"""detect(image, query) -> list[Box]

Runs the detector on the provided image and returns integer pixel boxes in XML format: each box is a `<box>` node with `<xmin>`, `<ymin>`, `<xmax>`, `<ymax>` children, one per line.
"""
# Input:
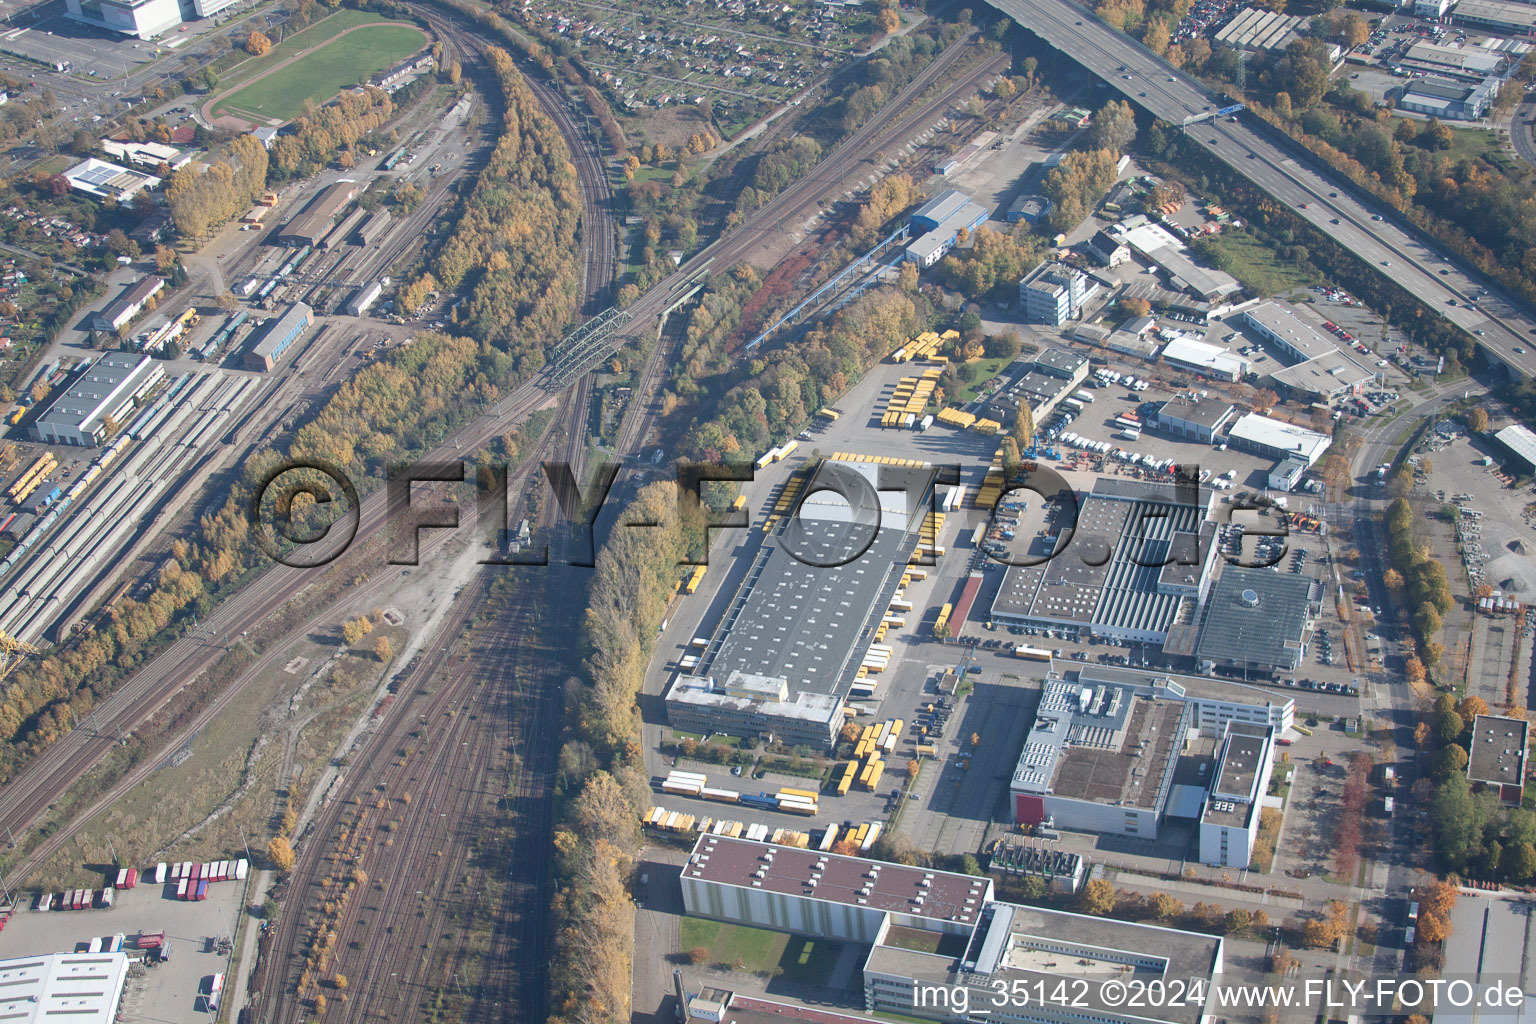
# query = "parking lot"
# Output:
<box><xmin>0</xmin><ymin>878</ymin><xmax>244</xmax><ymax>1019</ymax></box>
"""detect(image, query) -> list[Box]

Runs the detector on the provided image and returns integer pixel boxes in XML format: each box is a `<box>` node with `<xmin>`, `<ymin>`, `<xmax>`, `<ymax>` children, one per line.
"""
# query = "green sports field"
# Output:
<box><xmin>214</xmin><ymin>24</ymin><xmax>428</xmax><ymax>122</ymax></box>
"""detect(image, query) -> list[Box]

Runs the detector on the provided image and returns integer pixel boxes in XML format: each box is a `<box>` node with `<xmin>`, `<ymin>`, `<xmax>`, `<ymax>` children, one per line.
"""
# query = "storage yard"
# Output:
<box><xmin>0</xmin><ymin>864</ymin><xmax>245</xmax><ymax>1022</ymax></box>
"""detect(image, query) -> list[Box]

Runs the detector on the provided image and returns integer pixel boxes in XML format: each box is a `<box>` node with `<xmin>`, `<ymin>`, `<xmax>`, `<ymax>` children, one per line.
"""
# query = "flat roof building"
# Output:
<box><xmin>1452</xmin><ymin>0</ymin><xmax>1536</xmax><ymax>37</ymax></box>
<box><xmin>1032</xmin><ymin>348</ymin><xmax>1089</xmax><ymax>382</ymax></box>
<box><xmin>1005</xmin><ymin>193</ymin><xmax>1051</xmax><ymax>225</ymax></box>
<box><xmin>64</xmin><ymin>0</ymin><xmax>181</xmax><ymax>37</ymax></box>
<box><xmin>1402</xmin><ymin>40</ymin><xmax>1506</xmax><ymax>77</ymax></box>
<box><xmin>681</xmin><ymin>834</ymin><xmax>992</xmax><ymax>942</ymax></box>
<box><xmin>100</xmin><ymin>139</ymin><xmax>189</xmax><ymax>170</ymax></box>
<box><xmin>244</xmin><ymin>302</ymin><xmax>313</xmax><ymax>372</ymax></box>
<box><xmin>1009</xmin><ymin>678</ymin><xmax>1189</xmax><ymax>836</ymax></box>
<box><xmin>91</xmin><ymin>275</ymin><xmax>165</xmax><ymax>333</ymax></box>
<box><xmin>1469</xmin><ymin>713</ymin><xmax>1529</xmax><ymax>804</ymax></box>
<box><xmin>1399</xmin><ymin>74</ymin><xmax>1503</xmax><ymax>119</ymax></box>
<box><xmin>1226</xmin><ymin>412</ymin><xmax>1332</xmax><ymax>466</ymax></box>
<box><xmin>667</xmin><ymin>458</ymin><xmax>937</xmax><ymax>749</ymax></box>
<box><xmin>31</xmin><ymin>352</ymin><xmax>163</xmax><ymax>447</ymax></box>
<box><xmin>1213</xmin><ymin>6</ymin><xmax>1306</xmax><ymax>51</ymax></box>
<box><xmin>1194</xmin><ymin>566</ymin><xmax>1316</xmax><ymax>675</ymax></box>
<box><xmin>0</xmin><ymin>952</ymin><xmax>132</xmax><ymax>1023</ymax></box>
<box><xmin>1241</xmin><ymin>302</ymin><xmax>1377</xmax><ymax>402</ymax></box>
<box><xmin>277</xmin><ymin>180</ymin><xmax>359</xmax><ymax>247</ymax></box>
<box><xmin>1149</xmin><ymin>395</ymin><xmax>1237</xmax><ymax>443</ymax></box>
<box><xmin>1020</xmin><ymin>263</ymin><xmax>1100</xmax><ymax>326</ymax></box>
<box><xmin>63</xmin><ymin>158</ymin><xmax>161</xmax><ymax>203</ymax></box>
<box><xmin>990</xmin><ymin>478</ymin><xmax>1219</xmax><ymax>643</ymax></box>
<box><xmin>1159</xmin><ymin>334</ymin><xmax>1249</xmax><ymax>383</ymax></box>
<box><xmin>1198</xmin><ymin>722</ymin><xmax>1275</xmax><ymax>868</ymax></box>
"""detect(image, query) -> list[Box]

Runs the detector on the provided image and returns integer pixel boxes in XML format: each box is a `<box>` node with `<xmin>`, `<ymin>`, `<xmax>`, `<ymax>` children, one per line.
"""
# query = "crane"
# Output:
<box><xmin>0</xmin><ymin>630</ymin><xmax>38</xmax><ymax>681</ymax></box>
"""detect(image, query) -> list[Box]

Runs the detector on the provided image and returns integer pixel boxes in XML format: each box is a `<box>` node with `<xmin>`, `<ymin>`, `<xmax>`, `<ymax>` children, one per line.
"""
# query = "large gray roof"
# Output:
<box><xmin>1194</xmin><ymin>566</ymin><xmax>1314</xmax><ymax>669</ymax></box>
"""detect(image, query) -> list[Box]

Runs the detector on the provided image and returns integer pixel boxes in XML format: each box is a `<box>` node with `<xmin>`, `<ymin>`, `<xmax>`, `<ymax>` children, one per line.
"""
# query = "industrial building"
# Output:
<box><xmin>346</xmin><ymin>281</ymin><xmax>384</xmax><ymax>317</ymax></box>
<box><xmin>1399</xmin><ymin>74</ymin><xmax>1503</xmax><ymax>119</ymax></box>
<box><xmin>1468</xmin><ymin>714</ymin><xmax>1528</xmax><ymax>804</ymax></box>
<box><xmin>1085</xmin><ymin>228</ymin><xmax>1131</xmax><ymax>267</ymax></box>
<box><xmin>65</xmin><ymin>0</ymin><xmax>181</xmax><ymax>36</ymax></box>
<box><xmin>62</xmin><ymin>159</ymin><xmax>161</xmax><ymax>203</ymax></box>
<box><xmin>1158</xmin><ymin>334</ymin><xmax>1249</xmax><ymax>382</ymax></box>
<box><xmin>1226</xmin><ymin>412</ymin><xmax>1332</xmax><ymax>466</ymax></box>
<box><xmin>369</xmin><ymin>53</ymin><xmax>435</xmax><ymax>91</ymax></box>
<box><xmin>277</xmin><ymin>180</ymin><xmax>360</xmax><ymax>247</ymax></box>
<box><xmin>666</xmin><ymin>458</ymin><xmax>938</xmax><ymax>749</ymax></box>
<box><xmin>1213</xmin><ymin>7</ymin><xmax>1307</xmax><ymax>52</ymax></box>
<box><xmin>1005</xmin><ymin>193</ymin><xmax>1051</xmax><ymax>225</ymax></box>
<box><xmin>1009</xmin><ymin>668</ymin><xmax>1290</xmax><ymax>846</ymax></box>
<box><xmin>1452</xmin><ymin>0</ymin><xmax>1536</xmax><ymax>37</ymax></box>
<box><xmin>1110</xmin><ymin>218</ymin><xmax>1242</xmax><ymax>302</ymax></box>
<box><xmin>981</xmin><ymin>368</ymin><xmax>1081</xmax><ymax>426</ymax></box>
<box><xmin>1197</xmin><ymin>722</ymin><xmax>1276</xmax><ymax>868</ymax></box>
<box><xmin>1031</xmin><ymin>348</ymin><xmax>1089</xmax><ymax>383</ymax></box>
<box><xmin>1241</xmin><ymin>302</ymin><xmax>1375</xmax><ymax>403</ymax></box>
<box><xmin>244</xmin><ymin>302</ymin><xmax>313</xmax><ymax>372</ymax></box>
<box><xmin>357</xmin><ymin>209</ymin><xmax>393</xmax><ymax>246</ymax></box>
<box><xmin>1148</xmin><ymin>395</ymin><xmax>1236</xmax><ymax>444</ymax></box>
<box><xmin>904</xmin><ymin>189</ymin><xmax>989</xmax><ymax>267</ymax></box>
<box><xmin>31</xmin><ymin>352</ymin><xmax>164</xmax><ymax>446</ymax></box>
<box><xmin>192</xmin><ymin>0</ymin><xmax>241</xmax><ymax>16</ymax></box>
<box><xmin>1020</xmin><ymin>263</ymin><xmax>1100</xmax><ymax>325</ymax></box>
<box><xmin>679</xmin><ymin>835</ymin><xmax>1227</xmax><ymax>1024</ymax></box>
<box><xmin>100</xmin><ymin>139</ymin><xmax>189</xmax><ymax>170</ymax></box>
<box><xmin>1194</xmin><ymin>566</ymin><xmax>1317</xmax><ymax>675</ymax></box>
<box><xmin>1493</xmin><ymin>423</ymin><xmax>1536</xmax><ymax>473</ymax></box>
<box><xmin>1401</xmin><ymin>40</ymin><xmax>1506</xmax><ymax>78</ymax></box>
<box><xmin>1416</xmin><ymin>0</ymin><xmax>1454</xmax><ymax>15</ymax></box>
<box><xmin>989</xmin><ymin>478</ymin><xmax>1220</xmax><ymax>643</ymax></box>
<box><xmin>92</xmin><ymin>276</ymin><xmax>165</xmax><ymax>333</ymax></box>
<box><xmin>0</xmin><ymin>952</ymin><xmax>132</xmax><ymax>1022</ymax></box>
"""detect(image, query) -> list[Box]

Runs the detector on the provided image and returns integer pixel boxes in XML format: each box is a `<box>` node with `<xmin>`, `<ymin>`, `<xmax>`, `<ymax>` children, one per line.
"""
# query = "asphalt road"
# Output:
<box><xmin>988</xmin><ymin>0</ymin><xmax>1536</xmax><ymax>378</ymax></box>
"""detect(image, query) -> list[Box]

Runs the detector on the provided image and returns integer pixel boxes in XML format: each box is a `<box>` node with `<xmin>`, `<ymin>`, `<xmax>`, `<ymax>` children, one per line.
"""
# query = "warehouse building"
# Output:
<box><xmin>1194</xmin><ymin>566</ymin><xmax>1317</xmax><ymax>675</ymax></box>
<box><xmin>63</xmin><ymin>158</ymin><xmax>161</xmax><ymax>203</ymax></box>
<box><xmin>1399</xmin><ymin>74</ymin><xmax>1503</xmax><ymax>119</ymax></box>
<box><xmin>1031</xmin><ymin>348</ymin><xmax>1090</xmax><ymax>384</ymax></box>
<box><xmin>1401</xmin><ymin>40</ymin><xmax>1506</xmax><ymax>78</ymax></box>
<box><xmin>277</xmin><ymin>180</ymin><xmax>359</xmax><ymax>246</ymax></box>
<box><xmin>981</xmin><ymin>367</ymin><xmax>1080</xmax><ymax>426</ymax></box>
<box><xmin>244</xmin><ymin>302</ymin><xmax>313</xmax><ymax>372</ymax></box>
<box><xmin>1493</xmin><ymin>423</ymin><xmax>1536</xmax><ymax>473</ymax></box>
<box><xmin>679</xmin><ymin>836</ymin><xmax>1227</xmax><ymax>1024</ymax></box>
<box><xmin>1111</xmin><ymin>218</ymin><xmax>1242</xmax><ymax>302</ymax></box>
<box><xmin>1240</xmin><ymin>302</ymin><xmax>1375</xmax><ymax>402</ymax></box>
<box><xmin>989</xmin><ymin>478</ymin><xmax>1220</xmax><ymax>643</ymax></box>
<box><xmin>1226</xmin><ymin>412</ymin><xmax>1332</xmax><ymax>466</ymax></box>
<box><xmin>65</xmin><ymin>0</ymin><xmax>181</xmax><ymax>37</ymax></box>
<box><xmin>1469</xmin><ymin>713</ymin><xmax>1528</xmax><ymax>804</ymax></box>
<box><xmin>31</xmin><ymin>352</ymin><xmax>162</xmax><ymax>447</ymax></box>
<box><xmin>346</xmin><ymin>281</ymin><xmax>384</xmax><ymax>317</ymax></box>
<box><xmin>1005</xmin><ymin>193</ymin><xmax>1051</xmax><ymax>225</ymax></box>
<box><xmin>1198</xmin><ymin>722</ymin><xmax>1276</xmax><ymax>868</ymax></box>
<box><xmin>666</xmin><ymin>458</ymin><xmax>938</xmax><ymax>749</ymax></box>
<box><xmin>0</xmin><ymin>951</ymin><xmax>132</xmax><ymax>1022</ymax></box>
<box><xmin>92</xmin><ymin>275</ymin><xmax>165</xmax><ymax>333</ymax></box>
<box><xmin>1148</xmin><ymin>394</ymin><xmax>1236</xmax><ymax>443</ymax></box>
<box><xmin>357</xmin><ymin>209</ymin><xmax>393</xmax><ymax>246</ymax></box>
<box><xmin>904</xmin><ymin>189</ymin><xmax>989</xmax><ymax>267</ymax></box>
<box><xmin>1452</xmin><ymin>0</ymin><xmax>1536</xmax><ymax>37</ymax></box>
<box><xmin>1020</xmin><ymin>263</ymin><xmax>1100</xmax><ymax>325</ymax></box>
<box><xmin>100</xmin><ymin>139</ymin><xmax>189</xmax><ymax>170</ymax></box>
<box><xmin>681</xmin><ymin>834</ymin><xmax>992</xmax><ymax>942</ymax></box>
<box><xmin>1158</xmin><ymin>335</ymin><xmax>1249</xmax><ymax>383</ymax></box>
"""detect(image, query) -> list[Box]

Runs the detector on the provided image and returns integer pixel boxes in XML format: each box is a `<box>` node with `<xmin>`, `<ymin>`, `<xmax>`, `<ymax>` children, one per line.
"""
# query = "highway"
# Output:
<box><xmin>988</xmin><ymin>0</ymin><xmax>1536</xmax><ymax>377</ymax></box>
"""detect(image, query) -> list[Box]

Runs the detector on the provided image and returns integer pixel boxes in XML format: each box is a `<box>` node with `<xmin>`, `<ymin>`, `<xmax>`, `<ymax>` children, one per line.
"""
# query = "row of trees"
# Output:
<box><xmin>270</xmin><ymin>87</ymin><xmax>396</xmax><ymax>179</ymax></box>
<box><xmin>549</xmin><ymin>482</ymin><xmax>689</xmax><ymax>1024</ymax></box>
<box><xmin>401</xmin><ymin>46</ymin><xmax>581</xmax><ymax>369</ymax></box>
<box><xmin>1383</xmin><ymin>496</ymin><xmax>1454</xmax><ymax>668</ymax></box>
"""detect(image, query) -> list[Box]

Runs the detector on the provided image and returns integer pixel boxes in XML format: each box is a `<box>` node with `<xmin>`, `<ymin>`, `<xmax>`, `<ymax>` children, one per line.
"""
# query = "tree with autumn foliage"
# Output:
<box><xmin>245</xmin><ymin>30</ymin><xmax>272</xmax><ymax>55</ymax></box>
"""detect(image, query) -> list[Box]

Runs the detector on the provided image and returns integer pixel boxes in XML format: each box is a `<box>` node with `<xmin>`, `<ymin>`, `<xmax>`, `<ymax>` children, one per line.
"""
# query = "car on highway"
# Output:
<box><xmin>1372</xmin><ymin>214</ymin><xmax>1383</xmax><ymax>221</ymax></box>
<box><xmin>1331</xmin><ymin>218</ymin><xmax>1340</xmax><ymax>224</ymax></box>
<box><xmin>1517</xmin><ymin>346</ymin><xmax>1527</xmax><ymax>354</ymax></box>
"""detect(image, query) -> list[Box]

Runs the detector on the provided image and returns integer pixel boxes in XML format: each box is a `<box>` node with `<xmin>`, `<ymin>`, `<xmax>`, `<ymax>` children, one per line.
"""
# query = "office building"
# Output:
<box><xmin>0</xmin><ymin>952</ymin><xmax>132</xmax><ymax>1022</ymax></box>
<box><xmin>1226</xmin><ymin>412</ymin><xmax>1332</xmax><ymax>466</ymax></box>
<box><xmin>1399</xmin><ymin>75</ymin><xmax>1503</xmax><ymax>119</ymax></box>
<box><xmin>1194</xmin><ymin>566</ymin><xmax>1317</xmax><ymax>675</ymax></box>
<box><xmin>1085</xmin><ymin>228</ymin><xmax>1131</xmax><ymax>267</ymax></box>
<box><xmin>1452</xmin><ymin>0</ymin><xmax>1536</xmax><ymax>37</ymax></box>
<box><xmin>1020</xmin><ymin>263</ymin><xmax>1099</xmax><ymax>325</ymax></box>
<box><xmin>1197</xmin><ymin>722</ymin><xmax>1276</xmax><ymax>868</ymax></box>
<box><xmin>1158</xmin><ymin>335</ymin><xmax>1249</xmax><ymax>383</ymax></box>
